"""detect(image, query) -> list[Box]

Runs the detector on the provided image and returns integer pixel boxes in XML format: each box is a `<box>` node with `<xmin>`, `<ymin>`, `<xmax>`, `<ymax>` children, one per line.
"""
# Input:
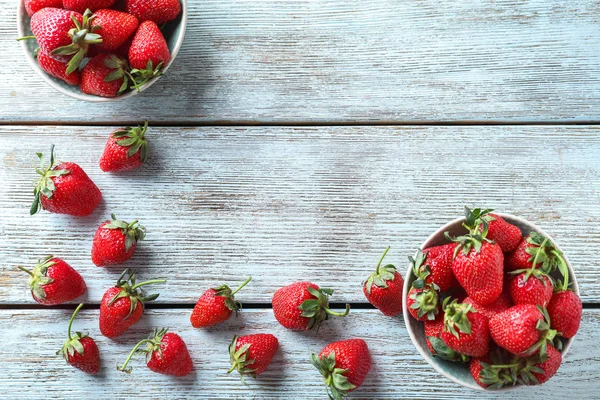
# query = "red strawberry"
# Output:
<box><xmin>547</xmin><ymin>289</ymin><xmax>582</xmax><ymax>338</ymax></box>
<box><xmin>406</xmin><ymin>286</ymin><xmax>440</xmax><ymax>322</ymax></box>
<box><xmin>440</xmin><ymin>299</ymin><xmax>490</xmax><ymax>357</ymax></box>
<box><xmin>506</xmin><ymin>233</ymin><xmax>569</xmax><ymax>279</ymax></box>
<box><xmin>31</xmin><ymin>145</ymin><xmax>102</xmax><ymax>216</ymax></box>
<box><xmin>469</xmin><ymin>348</ymin><xmax>519</xmax><ymax>389</ymax></box>
<box><xmin>80</xmin><ymin>54</ymin><xmax>130</xmax><ymax>97</ymax></box>
<box><xmin>99</xmin><ymin>270</ymin><xmax>165</xmax><ymax>338</ymax></box>
<box><xmin>272</xmin><ymin>282</ymin><xmax>350</xmax><ymax>331</ymax></box>
<box><xmin>362</xmin><ymin>247</ymin><xmax>404</xmax><ymax>316</ymax></box>
<box><xmin>518</xmin><ymin>344</ymin><xmax>562</xmax><ymax>385</ymax></box>
<box><xmin>94</xmin><ymin>9</ymin><xmax>138</xmax><ymax>51</ymax></box>
<box><xmin>228</xmin><ymin>334</ymin><xmax>279</xmax><ymax>381</ymax></box>
<box><xmin>310</xmin><ymin>339</ymin><xmax>371</xmax><ymax>399</ymax></box>
<box><xmin>118</xmin><ymin>328</ymin><xmax>192</xmax><ymax>376</ymax></box>
<box><xmin>468</xmin><ymin>208</ymin><xmax>522</xmax><ymax>253</ymax></box>
<box><xmin>128</xmin><ymin>21</ymin><xmax>170</xmax><ymax>89</ymax></box>
<box><xmin>91</xmin><ymin>214</ymin><xmax>145</xmax><ymax>266</ymax></box>
<box><xmin>24</xmin><ymin>0</ymin><xmax>63</xmax><ymax>17</ymax></box>
<box><xmin>425</xmin><ymin>313</ymin><xmax>469</xmax><ymax>362</ymax></box>
<box><xmin>464</xmin><ymin>293</ymin><xmax>512</xmax><ymax>321</ymax></box>
<box><xmin>489</xmin><ymin>304</ymin><xmax>556</xmax><ymax>357</ymax></box>
<box><xmin>56</xmin><ymin>304</ymin><xmax>101</xmax><ymax>374</ymax></box>
<box><xmin>508</xmin><ymin>271</ymin><xmax>553</xmax><ymax>307</ymax></box>
<box><xmin>37</xmin><ymin>49</ymin><xmax>80</xmax><ymax>85</ymax></box>
<box><xmin>422</xmin><ymin>243</ymin><xmax>457</xmax><ymax>292</ymax></box>
<box><xmin>99</xmin><ymin>122</ymin><xmax>149</xmax><ymax>172</ymax></box>
<box><xmin>125</xmin><ymin>0</ymin><xmax>181</xmax><ymax>25</ymax></box>
<box><xmin>18</xmin><ymin>256</ymin><xmax>86</xmax><ymax>305</ymax></box>
<box><xmin>63</xmin><ymin>0</ymin><xmax>117</xmax><ymax>13</ymax></box>
<box><xmin>190</xmin><ymin>277</ymin><xmax>252</xmax><ymax>328</ymax></box>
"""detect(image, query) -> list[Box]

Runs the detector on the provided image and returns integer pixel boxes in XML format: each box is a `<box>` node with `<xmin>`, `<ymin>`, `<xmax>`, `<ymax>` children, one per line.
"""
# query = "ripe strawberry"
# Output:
<box><xmin>469</xmin><ymin>348</ymin><xmax>519</xmax><ymax>389</ymax></box>
<box><xmin>118</xmin><ymin>328</ymin><xmax>192</xmax><ymax>376</ymax></box>
<box><xmin>406</xmin><ymin>286</ymin><xmax>440</xmax><ymax>322</ymax></box>
<box><xmin>56</xmin><ymin>304</ymin><xmax>101</xmax><ymax>374</ymax></box>
<box><xmin>128</xmin><ymin>21</ymin><xmax>171</xmax><ymax>89</ymax></box>
<box><xmin>272</xmin><ymin>282</ymin><xmax>350</xmax><ymax>331</ymax></box>
<box><xmin>228</xmin><ymin>334</ymin><xmax>279</xmax><ymax>381</ymax></box>
<box><xmin>80</xmin><ymin>54</ymin><xmax>131</xmax><ymax>97</ymax></box>
<box><xmin>24</xmin><ymin>0</ymin><xmax>63</xmax><ymax>17</ymax></box>
<box><xmin>37</xmin><ymin>49</ymin><xmax>80</xmax><ymax>85</ymax></box>
<box><xmin>99</xmin><ymin>270</ymin><xmax>165</xmax><ymax>338</ymax></box>
<box><xmin>506</xmin><ymin>233</ymin><xmax>569</xmax><ymax>280</ymax></box>
<box><xmin>94</xmin><ymin>9</ymin><xmax>138</xmax><ymax>51</ymax></box>
<box><xmin>489</xmin><ymin>304</ymin><xmax>556</xmax><ymax>357</ymax></box>
<box><xmin>508</xmin><ymin>270</ymin><xmax>553</xmax><ymax>307</ymax></box>
<box><xmin>91</xmin><ymin>214</ymin><xmax>146</xmax><ymax>266</ymax></box>
<box><xmin>547</xmin><ymin>289</ymin><xmax>582</xmax><ymax>338</ymax></box>
<box><xmin>440</xmin><ymin>299</ymin><xmax>490</xmax><ymax>357</ymax></box>
<box><xmin>362</xmin><ymin>247</ymin><xmax>404</xmax><ymax>317</ymax></box>
<box><xmin>99</xmin><ymin>122</ymin><xmax>149</xmax><ymax>172</ymax></box>
<box><xmin>125</xmin><ymin>0</ymin><xmax>181</xmax><ymax>25</ymax></box>
<box><xmin>310</xmin><ymin>339</ymin><xmax>371</xmax><ymax>399</ymax></box>
<box><xmin>31</xmin><ymin>145</ymin><xmax>102</xmax><ymax>216</ymax></box>
<box><xmin>463</xmin><ymin>293</ymin><xmax>512</xmax><ymax>321</ymax></box>
<box><xmin>518</xmin><ymin>344</ymin><xmax>562</xmax><ymax>385</ymax></box>
<box><xmin>63</xmin><ymin>0</ymin><xmax>117</xmax><ymax>13</ymax></box>
<box><xmin>190</xmin><ymin>277</ymin><xmax>252</xmax><ymax>328</ymax></box>
<box><xmin>466</xmin><ymin>207</ymin><xmax>522</xmax><ymax>253</ymax></box>
<box><xmin>18</xmin><ymin>255</ymin><xmax>86</xmax><ymax>305</ymax></box>
<box><xmin>425</xmin><ymin>313</ymin><xmax>469</xmax><ymax>362</ymax></box>
<box><xmin>422</xmin><ymin>243</ymin><xmax>457</xmax><ymax>292</ymax></box>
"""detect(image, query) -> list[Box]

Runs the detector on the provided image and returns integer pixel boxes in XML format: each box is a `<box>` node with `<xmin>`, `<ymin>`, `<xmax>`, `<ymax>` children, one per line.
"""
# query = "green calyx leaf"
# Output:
<box><xmin>103</xmin><ymin>55</ymin><xmax>132</xmax><ymax>94</ymax></box>
<box><xmin>104</xmin><ymin>213</ymin><xmax>146</xmax><ymax>252</ymax></box>
<box><xmin>109</xmin><ymin>269</ymin><xmax>166</xmax><ymax>319</ymax></box>
<box><xmin>212</xmin><ymin>276</ymin><xmax>252</xmax><ymax>315</ymax></box>
<box><xmin>117</xmin><ymin>327</ymin><xmax>168</xmax><ymax>373</ymax></box>
<box><xmin>57</xmin><ymin>303</ymin><xmax>90</xmax><ymax>362</ymax></box>
<box><xmin>18</xmin><ymin>255</ymin><xmax>57</xmax><ymax>300</ymax></box>
<box><xmin>524</xmin><ymin>232</ymin><xmax>570</xmax><ymax>290</ymax></box>
<box><xmin>112</xmin><ymin>121</ymin><xmax>150</xmax><ymax>162</ymax></box>
<box><xmin>365</xmin><ymin>247</ymin><xmax>397</xmax><ymax>294</ymax></box>
<box><xmin>299</xmin><ymin>287</ymin><xmax>350</xmax><ymax>331</ymax></box>
<box><xmin>31</xmin><ymin>145</ymin><xmax>70</xmax><ymax>215</ymax></box>
<box><xmin>227</xmin><ymin>336</ymin><xmax>257</xmax><ymax>383</ymax></box>
<box><xmin>444</xmin><ymin>206</ymin><xmax>495</xmax><ymax>256</ymax></box>
<box><xmin>462</xmin><ymin>206</ymin><xmax>495</xmax><ymax>233</ymax></box>
<box><xmin>310</xmin><ymin>351</ymin><xmax>356</xmax><ymax>400</ymax></box>
<box><xmin>129</xmin><ymin>60</ymin><xmax>165</xmax><ymax>92</ymax></box>
<box><xmin>428</xmin><ymin>337</ymin><xmax>470</xmax><ymax>363</ymax></box>
<box><xmin>523</xmin><ymin>306</ymin><xmax>557</xmax><ymax>360</ymax></box>
<box><xmin>442</xmin><ymin>298</ymin><xmax>475</xmax><ymax>339</ymax></box>
<box><xmin>409</xmin><ymin>286</ymin><xmax>439</xmax><ymax>320</ymax></box>
<box><xmin>408</xmin><ymin>249</ymin><xmax>440</xmax><ymax>292</ymax></box>
<box><xmin>478</xmin><ymin>348</ymin><xmax>521</xmax><ymax>389</ymax></box>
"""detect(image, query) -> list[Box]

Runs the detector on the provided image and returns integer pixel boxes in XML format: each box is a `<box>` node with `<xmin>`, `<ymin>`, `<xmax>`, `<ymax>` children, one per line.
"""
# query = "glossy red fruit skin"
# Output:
<box><xmin>63</xmin><ymin>0</ymin><xmax>116</xmax><ymax>13</ymax></box>
<box><xmin>272</xmin><ymin>282</ymin><xmax>319</xmax><ymax>330</ymax></box>
<box><xmin>509</xmin><ymin>273</ymin><xmax>553</xmax><ymax>307</ymax></box>
<box><xmin>39</xmin><ymin>162</ymin><xmax>102</xmax><ymax>216</ymax></box>
<box><xmin>423</xmin><ymin>243</ymin><xmax>457</xmax><ymax>292</ymax></box>
<box><xmin>318</xmin><ymin>339</ymin><xmax>371</xmax><ymax>391</ymax></box>
<box><xmin>99</xmin><ymin>133</ymin><xmax>143</xmax><ymax>172</ymax></box>
<box><xmin>190</xmin><ymin>288</ymin><xmax>232</xmax><ymax>328</ymax></box>
<box><xmin>547</xmin><ymin>290</ymin><xmax>582</xmax><ymax>338</ymax></box>
<box><xmin>24</xmin><ymin>0</ymin><xmax>63</xmax><ymax>17</ymax></box>
<box><xmin>99</xmin><ymin>286</ymin><xmax>143</xmax><ymax>338</ymax></box>
<box><xmin>31</xmin><ymin>258</ymin><xmax>86</xmax><ymax>305</ymax></box>
<box><xmin>68</xmin><ymin>337</ymin><xmax>101</xmax><ymax>374</ymax></box>
<box><xmin>125</xmin><ymin>0</ymin><xmax>181</xmax><ymax>25</ymax></box>
<box><xmin>406</xmin><ymin>287</ymin><xmax>440</xmax><ymax>322</ymax></box>
<box><xmin>80</xmin><ymin>54</ymin><xmax>124</xmax><ymax>98</ymax></box>
<box><xmin>147</xmin><ymin>332</ymin><xmax>193</xmax><ymax>376</ymax></box>
<box><xmin>30</xmin><ymin>8</ymin><xmax>82</xmax><ymax>54</ymax></box>
<box><xmin>94</xmin><ymin>9</ymin><xmax>139</xmax><ymax>51</ymax></box>
<box><xmin>489</xmin><ymin>304</ymin><xmax>543</xmax><ymax>356</ymax></box>
<box><xmin>506</xmin><ymin>237</ymin><xmax>538</xmax><ymax>272</ymax></box>
<box><xmin>234</xmin><ymin>334</ymin><xmax>279</xmax><ymax>375</ymax></box>
<box><xmin>484</xmin><ymin>214</ymin><xmax>522</xmax><ymax>253</ymax></box>
<box><xmin>37</xmin><ymin>50</ymin><xmax>80</xmax><ymax>85</ymax></box>
<box><xmin>363</xmin><ymin>271</ymin><xmax>404</xmax><ymax>317</ymax></box>
<box><xmin>452</xmin><ymin>241</ymin><xmax>504</xmax><ymax>305</ymax></box>
<box><xmin>424</xmin><ymin>314</ymin><xmax>444</xmax><ymax>353</ymax></box>
<box><xmin>464</xmin><ymin>294</ymin><xmax>512</xmax><ymax>321</ymax></box>
<box><xmin>470</xmin><ymin>356</ymin><xmax>491</xmax><ymax>388</ymax></box>
<box><xmin>128</xmin><ymin>21</ymin><xmax>171</xmax><ymax>69</ymax></box>
<box><xmin>441</xmin><ymin>311</ymin><xmax>490</xmax><ymax>357</ymax></box>
<box><xmin>91</xmin><ymin>220</ymin><xmax>137</xmax><ymax>266</ymax></box>
<box><xmin>527</xmin><ymin>344</ymin><xmax>562</xmax><ymax>385</ymax></box>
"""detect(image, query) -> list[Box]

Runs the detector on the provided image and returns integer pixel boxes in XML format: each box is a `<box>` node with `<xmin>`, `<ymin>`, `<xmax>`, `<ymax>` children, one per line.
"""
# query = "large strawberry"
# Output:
<box><xmin>228</xmin><ymin>334</ymin><xmax>279</xmax><ymax>381</ymax></box>
<box><xmin>440</xmin><ymin>299</ymin><xmax>490</xmax><ymax>357</ymax></box>
<box><xmin>406</xmin><ymin>249</ymin><xmax>441</xmax><ymax>321</ymax></box>
<box><xmin>24</xmin><ymin>0</ymin><xmax>63</xmax><ymax>17</ymax></box>
<box><xmin>94</xmin><ymin>9</ymin><xmax>138</xmax><ymax>51</ymax></box>
<box><xmin>425</xmin><ymin>314</ymin><xmax>469</xmax><ymax>363</ymax></box>
<box><xmin>547</xmin><ymin>289</ymin><xmax>582</xmax><ymax>339</ymax></box>
<box><xmin>80</xmin><ymin>53</ymin><xmax>130</xmax><ymax>97</ymax></box>
<box><xmin>422</xmin><ymin>243</ymin><xmax>457</xmax><ymax>292</ymax></box>
<box><xmin>128</xmin><ymin>21</ymin><xmax>171</xmax><ymax>89</ymax></box>
<box><xmin>36</xmin><ymin>49</ymin><xmax>80</xmax><ymax>85</ymax></box>
<box><xmin>469</xmin><ymin>348</ymin><xmax>519</xmax><ymax>389</ymax></box>
<box><xmin>91</xmin><ymin>214</ymin><xmax>145</xmax><ymax>266</ymax></box>
<box><xmin>190</xmin><ymin>277</ymin><xmax>252</xmax><ymax>328</ymax></box>
<box><xmin>463</xmin><ymin>293</ymin><xmax>512</xmax><ymax>321</ymax></box>
<box><xmin>508</xmin><ymin>270</ymin><xmax>553</xmax><ymax>307</ymax></box>
<box><xmin>310</xmin><ymin>339</ymin><xmax>371</xmax><ymax>400</ymax></box>
<box><xmin>125</xmin><ymin>0</ymin><xmax>181</xmax><ymax>25</ymax></box>
<box><xmin>99</xmin><ymin>122</ymin><xmax>149</xmax><ymax>172</ymax></box>
<box><xmin>99</xmin><ymin>270</ymin><xmax>165</xmax><ymax>338</ymax></box>
<box><xmin>118</xmin><ymin>328</ymin><xmax>193</xmax><ymax>376</ymax></box>
<box><xmin>506</xmin><ymin>233</ymin><xmax>569</xmax><ymax>281</ymax></box>
<box><xmin>272</xmin><ymin>282</ymin><xmax>349</xmax><ymax>331</ymax></box>
<box><xmin>56</xmin><ymin>303</ymin><xmax>101</xmax><ymax>374</ymax></box>
<box><xmin>63</xmin><ymin>0</ymin><xmax>117</xmax><ymax>13</ymax></box>
<box><xmin>18</xmin><ymin>255</ymin><xmax>86</xmax><ymax>305</ymax></box>
<box><xmin>362</xmin><ymin>247</ymin><xmax>404</xmax><ymax>317</ymax></box>
<box><xmin>518</xmin><ymin>344</ymin><xmax>562</xmax><ymax>385</ymax></box>
<box><xmin>466</xmin><ymin>207</ymin><xmax>522</xmax><ymax>252</ymax></box>
<box><xmin>31</xmin><ymin>145</ymin><xmax>102</xmax><ymax>216</ymax></box>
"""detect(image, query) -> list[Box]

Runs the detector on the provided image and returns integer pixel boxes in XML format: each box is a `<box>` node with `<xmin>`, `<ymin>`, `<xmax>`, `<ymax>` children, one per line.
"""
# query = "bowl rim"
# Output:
<box><xmin>401</xmin><ymin>212</ymin><xmax>579</xmax><ymax>391</ymax></box>
<box><xmin>16</xmin><ymin>0</ymin><xmax>188</xmax><ymax>102</ymax></box>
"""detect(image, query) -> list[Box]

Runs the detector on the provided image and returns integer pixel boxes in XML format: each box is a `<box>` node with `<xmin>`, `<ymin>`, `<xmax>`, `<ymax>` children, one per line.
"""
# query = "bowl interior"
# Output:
<box><xmin>402</xmin><ymin>213</ymin><xmax>579</xmax><ymax>391</ymax></box>
<box><xmin>16</xmin><ymin>1</ymin><xmax>187</xmax><ymax>102</ymax></box>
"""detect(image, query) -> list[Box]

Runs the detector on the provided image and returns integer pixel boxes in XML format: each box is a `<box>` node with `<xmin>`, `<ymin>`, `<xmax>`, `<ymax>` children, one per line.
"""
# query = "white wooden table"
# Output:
<box><xmin>1</xmin><ymin>1</ymin><xmax>599</xmax><ymax>399</ymax></box>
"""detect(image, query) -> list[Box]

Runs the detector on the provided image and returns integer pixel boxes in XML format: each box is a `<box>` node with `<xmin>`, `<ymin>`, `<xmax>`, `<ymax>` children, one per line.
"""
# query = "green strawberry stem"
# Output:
<box><xmin>17</xmin><ymin>266</ymin><xmax>34</xmax><ymax>277</ymax></box>
<box><xmin>530</xmin><ymin>237</ymin><xmax>548</xmax><ymax>268</ymax></box>
<box><xmin>117</xmin><ymin>339</ymin><xmax>155</xmax><ymax>373</ymax></box>
<box><xmin>67</xmin><ymin>303</ymin><xmax>85</xmax><ymax>340</ymax></box>
<box><xmin>550</xmin><ymin>250</ymin><xmax>570</xmax><ymax>291</ymax></box>
<box><xmin>324</xmin><ymin>304</ymin><xmax>350</xmax><ymax>317</ymax></box>
<box><xmin>16</xmin><ymin>36</ymin><xmax>36</xmax><ymax>41</ymax></box>
<box><xmin>231</xmin><ymin>276</ymin><xmax>252</xmax><ymax>296</ymax></box>
<box><xmin>131</xmin><ymin>279</ymin><xmax>167</xmax><ymax>291</ymax></box>
<box><xmin>376</xmin><ymin>246</ymin><xmax>391</xmax><ymax>275</ymax></box>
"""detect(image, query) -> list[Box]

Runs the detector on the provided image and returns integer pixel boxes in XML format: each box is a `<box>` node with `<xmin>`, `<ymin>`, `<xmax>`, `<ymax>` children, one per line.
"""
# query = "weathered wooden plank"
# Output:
<box><xmin>2</xmin><ymin>0</ymin><xmax>600</xmax><ymax>123</ymax></box>
<box><xmin>1</xmin><ymin>308</ymin><xmax>598</xmax><ymax>399</ymax></box>
<box><xmin>1</xmin><ymin>125</ymin><xmax>599</xmax><ymax>304</ymax></box>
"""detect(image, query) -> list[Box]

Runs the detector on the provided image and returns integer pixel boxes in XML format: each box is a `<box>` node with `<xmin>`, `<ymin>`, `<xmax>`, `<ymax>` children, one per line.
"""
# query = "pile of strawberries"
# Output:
<box><xmin>20</xmin><ymin>0</ymin><xmax>181</xmax><ymax>97</ymax></box>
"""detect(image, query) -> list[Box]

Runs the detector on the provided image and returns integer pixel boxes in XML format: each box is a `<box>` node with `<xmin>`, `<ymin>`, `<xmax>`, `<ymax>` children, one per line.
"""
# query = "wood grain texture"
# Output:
<box><xmin>2</xmin><ymin>0</ymin><xmax>600</xmax><ymax>123</ymax></box>
<box><xmin>1</xmin><ymin>125</ymin><xmax>599</xmax><ymax>304</ymax></box>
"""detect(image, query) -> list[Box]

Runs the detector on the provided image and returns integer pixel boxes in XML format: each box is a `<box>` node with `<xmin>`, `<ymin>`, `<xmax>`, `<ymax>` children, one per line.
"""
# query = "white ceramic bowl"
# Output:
<box><xmin>402</xmin><ymin>213</ymin><xmax>579</xmax><ymax>391</ymax></box>
<box><xmin>16</xmin><ymin>1</ymin><xmax>187</xmax><ymax>101</ymax></box>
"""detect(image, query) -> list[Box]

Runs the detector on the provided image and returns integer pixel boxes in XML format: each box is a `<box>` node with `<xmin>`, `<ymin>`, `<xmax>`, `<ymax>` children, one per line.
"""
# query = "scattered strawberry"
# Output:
<box><xmin>310</xmin><ymin>339</ymin><xmax>371</xmax><ymax>400</ymax></box>
<box><xmin>128</xmin><ymin>21</ymin><xmax>171</xmax><ymax>90</ymax></box>
<box><xmin>547</xmin><ymin>289</ymin><xmax>582</xmax><ymax>339</ymax></box>
<box><xmin>80</xmin><ymin>53</ymin><xmax>131</xmax><ymax>97</ymax></box>
<box><xmin>125</xmin><ymin>0</ymin><xmax>181</xmax><ymax>25</ymax></box>
<box><xmin>93</xmin><ymin>9</ymin><xmax>138</xmax><ymax>51</ymax></box>
<box><xmin>506</xmin><ymin>233</ymin><xmax>569</xmax><ymax>280</ymax></box>
<box><xmin>518</xmin><ymin>344</ymin><xmax>562</xmax><ymax>385</ymax></box>
<box><xmin>63</xmin><ymin>0</ymin><xmax>117</xmax><ymax>13</ymax></box>
<box><xmin>467</xmin><ymin>208</ymin><xmax>522</xmax><ymax>252</ymax></box>
<box><xmin>463</xmin><ymin>293</ymin><xmax>512</xmax><ymax>321</ymax></box>
<box><xmin>362</xmin><ymin>247</ymin><xmax>404</xmax><ymax>317</ymax></box>
<box><xmin>31</xmin><ymin>145</ymin><xmax>102</xmax><ymax>216</ymax></box>
<box><xmin>440</xmin><ymin>299</ymin><xmax>490</xmax><ymax>357</ymax></box>
<box><xmin>228</xmin><ymin>334</ymin><xmax>279</xmax><ymax>381</ymax></box>
<box><xmin>406</xmin><ymin>249</ymin><xmax>441</xmax><ymax>321</ymax></box>
<box><xmin>18</xmin><ymin>255</ymin><xmax>86</xmax><ymax>305</ymax></box>
<box><xmin>118</xmin><ymin>328</ymin><xmax>192</xmax><ymax>376</ymax></box>
<box><xmin>421</xmin><ymin>243</ymin><xmax>457</xmax><ymax>292</ymax></box>
<box><xmin>91</xmin><ymin>214</ymin><xmax>146</xmax><ymax>266</ymax></box>
<box><xmin>272</xmin><ymin>282</ymin><xmax>349</xmax><ymax>331</ymax></box>
<box><xmin>36</xmin><ymin>49</ymin><xmax>80</xmax><ymax>85</ymax></box>
<box><xmin>24</xmin><ymin>0</ymin><xmax>63</xmax><ymax>17</ymax></box>
<box><xmin>99</xmin><ymin>122</ymin><xmax>149</xmax><ymax>172</ymax></box>
<box><xmin>469</xmin><ymin>348</ymin><xmax>519</xmax><ymax>389</ymax></box>
<box><xmin>508</xmin><ymin>270</ymin><xmax>553</xmax><ymax>307</ymax></box>
<box><xmin>56</xmin><ymin>303</ymin><xmax>101</xmax><ymax>374</ymax></box>
<box><xmin>99</xmin><ymin>269</ymin><xmax>165</xmax><ymax>338</ymax></box>
<box><xmin>190</xmin><ymin>277</ymin><xmax>252</xmax><ymax>328</ymax></box>
<box><xmin>425</xmin><ymin>313</ymin><xmax>469</xmax><ymax>363</ymax></box>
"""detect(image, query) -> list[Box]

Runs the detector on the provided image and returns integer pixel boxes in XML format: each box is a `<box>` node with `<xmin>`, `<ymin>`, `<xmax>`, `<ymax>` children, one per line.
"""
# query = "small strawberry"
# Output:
<box><xmin>440</xmin><ymin>299</ymin><xmax>490</xmax><ymax>357</ymax></box>
<box><xmin>362</xmin><ymin>247</ymin><xmax>404</xmax><ymax>317</ymax></box>
<box><xmin>36</xmin><ymin>49</ymin><xmax>80</xmax><ymax>85</ymax></box>
<box><xmin>272</xmin><ymin>282</ymin><xmax>350</xmax><ymax>331</ymax></box>
<box><xmin>425</xmin><ymin>314</ymin><xmax>469</xmax><ymax>363</ymax></box>
<box><xmin>190</xmin><ymin>277</ymin><xmax>252</xmax><ymax>328</ymax></box>
<box><xmin>469</xmin><ymin>348</ymin><xmax>519</xmax><ymax>389</ymax></box>
<box><xmin>547</xmin><ymin>289</ymin><xmax>582</xmax><ymax>339</ymax></box>
<box><xmin>422</xmin><ymin>242</ymin><xmax>457</xmax><ymax>292</ymax></box>
<box><xmin>18</xmin><ymin>255</ymin><xmax>86</xmax><ymax>305</ymax></box>
<box><xmin>91</xmin><ymin>214</ymin><xmax>146</xmax><ymax>266</ymax></box>
<box><xmin>228</xmin><ymin>334</ymin><xmax>279</xmax><ymax>381</ymax></box>
<box><xmin>310</xmin><ymin>339</ymin><xmax>371</xmax><ymax>400</ymax></box>
<box><xmin>63</xmin><ymin>0</ymin><xmax>117</xmax><ymax>13</ymax></box>
<box><xmin>56</xmin><ymin>303</ymin><xmax>101</xmax><ymax>374</ymax></box>
<box><xmin>118</xmin><ymin>328</ymin><xmax>193</xmax><ymax>376</ymax></box>
<box><xmin>99</xmin><ymin>269</ymin><xmax>165</xmax><ymax>338</ymax></box>
<box><xmin>80</xmin><ymin>54</ymin><xmax>131</xmax><ymax>97</ymax></box>
<box><xmin>94</xmin><ymin>9</ymin><xmax>138</xmax><ymax>51</ymax></box>
<box><xmin>505</xmin><ymin>233</ymin><xmax>569</xmax><ymax>280</ymax></box>
<box><xmin>24</xmin><ymin>0</ymin><xmax>63</xmax><ymax>17</ymax></box>
<box><xmin>406</xmin><ymin>249</ymin><xmax>441</xmax><ymax>321</ymax></box>
<box><xmin>467</xmin><ymin>207</ymin><xmax>522</xmax><ymax>253</ymax></box>
<box><xmin>463</xmin><ymin>293</ymin><xmax>512</xmax><ymax>321</ymax></box>
<box><xmin>125</xmin><ymin>0</ymin><xmax>181</xmax><ymax>25</ymax></box>
<box><xmin>128</xmin><ymin>21</ymin><xmax>171</xmax><ymax>89</ymax></box>
<box><xmin>517</xmin><ymin>344</ymin><xmax>562</xmax><ymax>385</ymax></box>
<box><xmin>99</xmin><ymin>122</ymin><xmax>149</xmax><ymax>172</ymax></box>
<box><xmin>31</xmin><ymin>145</ymin><xmax>102</xmax><ymax>216</ymax></box>
<box><xmin>508</xmin><ymin>270</ymin><xmax>553</xmax><ymax>307</ymax></box>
